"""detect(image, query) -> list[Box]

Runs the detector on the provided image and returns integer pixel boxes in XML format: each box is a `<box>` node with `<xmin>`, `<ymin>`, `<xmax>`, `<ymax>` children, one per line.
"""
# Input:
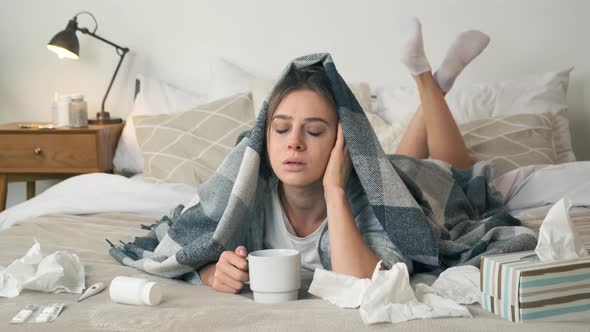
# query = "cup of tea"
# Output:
<box><xmin>247</xmin><ymin>249</ymin><xmax>301</xmax><ymax>304</ymax></box>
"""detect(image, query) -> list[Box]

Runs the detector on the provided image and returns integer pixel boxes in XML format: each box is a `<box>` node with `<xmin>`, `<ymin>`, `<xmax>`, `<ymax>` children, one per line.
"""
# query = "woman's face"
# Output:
<box><xmin>267</xmin><ymin>89</ymin><xmax>338</xmax><ymax>188</ymax></box>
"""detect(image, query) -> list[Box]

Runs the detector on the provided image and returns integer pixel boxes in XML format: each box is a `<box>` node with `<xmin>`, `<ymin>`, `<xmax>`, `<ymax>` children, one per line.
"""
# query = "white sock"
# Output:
<box><xmin>434</xmin><ymin>30</ymin><xmax>490</xmax><ymax>93</ymax></box>
<box><xmin>400</xmin><ymin>17</ymin><xmax>431</xmax><ymax>76</ymax></box>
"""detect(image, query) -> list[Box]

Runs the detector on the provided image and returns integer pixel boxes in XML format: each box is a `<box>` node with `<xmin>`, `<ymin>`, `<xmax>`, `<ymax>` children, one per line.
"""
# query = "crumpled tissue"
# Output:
<box><xmin>430</xmin><ymin>265</ymin><xmax>481</xmax><ymax>305</ymax></box>
<box><xmin>0</xmin><ymin>240</ymin><xmax>85</xmax><ymax>298</ymax></box>
<box><xmin>309</xmin><ymin>261</ymin><xmax>478</xmax><ymax>324</ymax></box>
<box><xmin>535</xmin><ymin>196</ymin><xmax>589</xmax><ymax>261</ymax></box>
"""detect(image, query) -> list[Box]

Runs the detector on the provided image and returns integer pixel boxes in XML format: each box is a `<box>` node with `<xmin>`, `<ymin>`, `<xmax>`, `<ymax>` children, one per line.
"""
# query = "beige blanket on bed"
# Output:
<box><xmin>1</xmin><ymin>213</ymin><xmax>589</xmax><ymax>331</ymax></box>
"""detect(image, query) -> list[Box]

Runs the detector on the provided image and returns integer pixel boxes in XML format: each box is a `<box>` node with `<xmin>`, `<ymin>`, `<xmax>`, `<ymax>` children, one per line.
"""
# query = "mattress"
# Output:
<box><xmin>1</xmin><ymin>213</ymin><xmax>588</xmax><ymax>331</ymax></box>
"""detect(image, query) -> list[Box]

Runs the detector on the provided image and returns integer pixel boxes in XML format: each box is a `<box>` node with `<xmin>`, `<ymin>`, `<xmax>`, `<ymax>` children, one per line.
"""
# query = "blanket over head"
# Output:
<box><xmin>109</xmin><ymin>53</ymin><xmax>537</xmax><ymax>282</ymax></box>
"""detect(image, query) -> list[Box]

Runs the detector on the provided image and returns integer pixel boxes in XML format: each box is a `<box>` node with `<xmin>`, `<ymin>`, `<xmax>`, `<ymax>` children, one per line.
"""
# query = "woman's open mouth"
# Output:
<box><xmin>283</xmin><ymin>160</ymin><xmax>306</xmax><ymax>171</ymax></box>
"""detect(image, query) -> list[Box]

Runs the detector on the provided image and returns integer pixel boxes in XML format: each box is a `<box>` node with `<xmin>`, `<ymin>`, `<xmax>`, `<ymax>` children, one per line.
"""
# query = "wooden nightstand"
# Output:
<box><xmin>0</xmin><ymin>122</ymin><xmax>124</xmax><ymax>212</ymax></box>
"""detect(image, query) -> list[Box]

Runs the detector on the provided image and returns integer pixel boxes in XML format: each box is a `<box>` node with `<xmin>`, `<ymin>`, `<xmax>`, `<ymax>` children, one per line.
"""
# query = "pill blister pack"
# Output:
<box><xmin>10</xmin><ymin>303</ymin><xmax>64</xmax><ymax>324</ymax></box>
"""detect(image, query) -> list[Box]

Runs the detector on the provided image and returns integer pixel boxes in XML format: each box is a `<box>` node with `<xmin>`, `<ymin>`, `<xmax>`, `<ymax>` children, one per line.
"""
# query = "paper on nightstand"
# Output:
<box><xmin>0</xmin><ymin>240</ymin><xmax>85</xmax><ymax>298</ymax></box>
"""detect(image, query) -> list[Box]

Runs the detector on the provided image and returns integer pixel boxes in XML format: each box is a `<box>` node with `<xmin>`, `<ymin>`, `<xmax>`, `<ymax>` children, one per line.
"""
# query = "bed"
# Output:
<box><xmin>1</xmin><ymin>59</ymin><xmax>589</xmax><ymax>331</ymax></box>
<box><xmin>1</xmin><ymin>211</ymin><xmax>589</xmax><ymax>331</ymax></box>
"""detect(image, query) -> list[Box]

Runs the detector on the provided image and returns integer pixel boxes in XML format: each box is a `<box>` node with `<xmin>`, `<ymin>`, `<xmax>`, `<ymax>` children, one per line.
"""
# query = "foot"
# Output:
<box><xmin>400</xmin><ymin>17</ymin><xmax>431</xmax><ymax>76</ymax></box>
<box><xmin>434</xmin><ymin>30</ymin><xmax>490</xmax><ymax>93</ymax></box>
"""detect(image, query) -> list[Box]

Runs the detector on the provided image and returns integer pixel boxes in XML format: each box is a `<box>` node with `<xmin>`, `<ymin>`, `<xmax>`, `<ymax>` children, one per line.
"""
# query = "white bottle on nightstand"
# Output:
<box><xmin>51</xmin><ymin>92</ymin><xmax>59</xmax><ymax>125</ymax></box>
<box><xmin>55</xmin><ymin>95</ymin><xmax>71</xmax><ymax>127</ymax></box>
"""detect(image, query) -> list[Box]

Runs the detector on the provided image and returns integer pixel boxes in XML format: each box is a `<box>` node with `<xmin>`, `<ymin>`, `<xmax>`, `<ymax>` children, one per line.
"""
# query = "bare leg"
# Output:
<box><xmin>394</xmin><ymin>86</ymin><xmax>454</xmax><ymax>162</ymax></box>
<box><xmin>397</xmin><ymin>18</ymin><xmax>489</xmax><ymax>168</ymax></box>
<box><xmin>395</xmin><ymin>86</ymin><xmax>453</xmax><ymax>162</ymax></box>
<box><xmin>395</xmin><ymin>106</ymin><xmax>428</xmax><ymax>159</ymax></box>
<box><xmin>395</xmin><ymin>72</ymin><xmax>471</xmax><ymax>169</ymax></box>
<box><xmin>401</xmin><ymin>71</ymin><xmax>471</xmax><ymax>169</ymax></box>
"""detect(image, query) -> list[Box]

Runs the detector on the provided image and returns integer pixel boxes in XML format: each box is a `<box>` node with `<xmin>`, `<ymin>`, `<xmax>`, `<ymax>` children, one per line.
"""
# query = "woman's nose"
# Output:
<box><xmin>287</xmin><ymin>133</ymin><xmax>305</xmax><ymax>152</ymax></box>
<box><xmin>288</xmin><ymin>143</ymin><xmax>305</xmax><ymax>152</ymax></box>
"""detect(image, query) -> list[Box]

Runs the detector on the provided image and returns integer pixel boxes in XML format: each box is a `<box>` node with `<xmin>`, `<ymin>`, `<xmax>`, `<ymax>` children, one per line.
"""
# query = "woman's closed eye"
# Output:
<box><xmin>307</xmin><ymin>131</ymin><xmax>321</xmax><ymax>137</ymax></box>
<box><xmin>274</xmin><ymin>128</ymin><xmax>323</xmax><ymax>137</ymax></box>
<box><xmin>275</xmin><ymin>127</ymin><xmax>289</xmax><ymax>134</ymax></box>
<box><xmin>305</xmin><ymin>126</ymin><xmax>325</xmax><ymax>137</ymax></box>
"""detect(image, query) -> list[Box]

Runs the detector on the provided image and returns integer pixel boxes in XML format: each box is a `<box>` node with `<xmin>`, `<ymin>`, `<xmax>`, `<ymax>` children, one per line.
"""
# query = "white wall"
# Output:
<box><xmin>2</xmin><ymin>0</ymin><xmax>589</xmax><ymax>208</ymax></box>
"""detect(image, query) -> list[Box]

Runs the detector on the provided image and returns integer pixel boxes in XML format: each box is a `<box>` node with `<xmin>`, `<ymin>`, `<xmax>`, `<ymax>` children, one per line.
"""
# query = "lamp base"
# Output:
<box><xmin>88</xmin><ymin>111</ymin><xmax>123</xmax><ymax>125</ymax></box>
<box><xmin>88</xmin><ymin>118</ymin><xmax>123</xmax><ymax>124</ymax></box>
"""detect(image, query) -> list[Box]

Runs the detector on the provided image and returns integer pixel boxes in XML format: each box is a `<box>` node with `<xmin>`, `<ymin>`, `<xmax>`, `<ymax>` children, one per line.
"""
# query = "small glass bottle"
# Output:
<box><xmin>109</xmin><ymin>276</ymin><xmax>163</xmax><ymax>306</ymax></box>
<box><xmin>69</xmin><ymin>94</ymin><xmax>88</xmax><ymax>127</ymax></box>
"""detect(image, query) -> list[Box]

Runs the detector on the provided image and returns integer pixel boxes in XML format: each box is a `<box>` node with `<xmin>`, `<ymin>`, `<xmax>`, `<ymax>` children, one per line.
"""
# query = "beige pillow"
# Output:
<box><xmin>134</xmin><ymin>93</ymin><xmax>255</xmax><ymax>186</ymax></box>
<box><xmin>367</xmin><ymin>109</ymin><xmax>575</xmax><ymax>177</ymax></box>
<box><xmin>459</xmin><ymin>110</ymin><xmax>574</xmax><ymax>176</ymax></box>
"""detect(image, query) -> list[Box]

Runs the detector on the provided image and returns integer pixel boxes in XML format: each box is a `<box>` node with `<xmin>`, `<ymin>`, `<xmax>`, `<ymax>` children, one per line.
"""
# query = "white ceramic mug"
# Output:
<box><xmin>247</xmin><ymin>249</ymin><xmax>301</xmax><ymax>304</ymax></box>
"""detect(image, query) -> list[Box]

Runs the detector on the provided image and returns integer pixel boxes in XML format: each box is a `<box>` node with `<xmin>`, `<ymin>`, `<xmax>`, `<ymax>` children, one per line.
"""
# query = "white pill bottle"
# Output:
<box><xmin>109</xmin><ymin>276</ymin><xmax>163</xmax><ymax>306</ymax></box>
<box><xmin>55</xmin><ymin>95</ymin><xmax>71</xmax><ymax>127</ymax></box>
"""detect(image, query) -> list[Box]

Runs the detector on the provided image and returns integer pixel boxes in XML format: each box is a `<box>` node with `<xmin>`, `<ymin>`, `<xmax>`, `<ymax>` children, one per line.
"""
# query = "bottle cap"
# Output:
<box><xmin>71</xmin><ymin>94</ymin><xmax>84</xmax><ymax>101</ymax></box>
<box><xmin>141</xmin><ymin>281</ymin><xmax>162</xmax><ymax>305</ymax></box>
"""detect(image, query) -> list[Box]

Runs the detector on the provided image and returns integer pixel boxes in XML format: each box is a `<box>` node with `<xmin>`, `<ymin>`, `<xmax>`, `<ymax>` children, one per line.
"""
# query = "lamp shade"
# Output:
<box><xmin>47</xmin><ymin>19</ymin><xmax>79</xmax><ymax>59</ymax></box>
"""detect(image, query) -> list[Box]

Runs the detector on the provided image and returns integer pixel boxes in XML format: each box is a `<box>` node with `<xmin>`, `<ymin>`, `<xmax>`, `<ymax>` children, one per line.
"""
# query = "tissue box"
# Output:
<box><xmin>480</xmin><ymin>251</ymin><xmax>590</xmax><ymax>322</ymax></box>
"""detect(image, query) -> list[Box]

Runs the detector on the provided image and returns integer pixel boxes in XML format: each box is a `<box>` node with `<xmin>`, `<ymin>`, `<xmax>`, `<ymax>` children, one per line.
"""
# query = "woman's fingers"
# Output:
<box><xmin>336</xmin><ymin>123</ymin><xmax>344</xmax><ymax>149</ymax></box>
<box><xmin>235</xmin><ymin>245</ymin><xmax>248</xmax><ymax>258</ymax></box>
<box><xmin>215</xmin><ymin>284</ymin><xmax>238</xmax><ymax>294</ymax></box>
<box><xmin>212</xmin><ymin>276</ymin><xmax>241</xmax><ymax>294</ymax></box>
<box><xmin>323</xmin><ymin>122</ymin><xmax>353</xmax><ymax>190</ymax></box>
<box><xmin>211</xmin><ymin>248</ymin><xmax>250</xmax><ymax>294</ymax></box>
<box><xmin>220</xmin><ymin>250</ymin><xmax>249</xmax><ymax>271</ymax></box>
<box><xmin>214</xmin><ymin>269</ymin><xmax>245</xmax><ymax>292</ymax></box>
<box><xmin>229</xmin><ymin>253</ymin><xmax>249</xmax><ymax>272</ymax></box>
<box><xmin>217</xmin><ymin>260</ymin><xmax>250</xmax><ymax>283</ymax></box>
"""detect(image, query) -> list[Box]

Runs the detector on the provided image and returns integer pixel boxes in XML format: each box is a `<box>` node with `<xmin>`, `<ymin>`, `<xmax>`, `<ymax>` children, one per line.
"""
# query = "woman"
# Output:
<box><xmin>198</xmin><ymin>18</ymin><xmax>490</xmax><ymax>294</ymax></box>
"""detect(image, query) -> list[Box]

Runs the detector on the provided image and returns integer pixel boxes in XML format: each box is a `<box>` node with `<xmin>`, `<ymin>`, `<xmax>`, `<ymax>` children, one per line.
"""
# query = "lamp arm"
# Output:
<box><xmin>78</xmin><ymin>27</ymin><xmax>128</xmax><ymax>52</ymax></box>
<box><xmin>101</xmin><ymin>50</ymin><xmax>127</xmax><ymax>113</ymax></box>
<box><xmin>77</xmin><ymin>27</ymin><xmax>130</xmax><ymax>114</ymax></box>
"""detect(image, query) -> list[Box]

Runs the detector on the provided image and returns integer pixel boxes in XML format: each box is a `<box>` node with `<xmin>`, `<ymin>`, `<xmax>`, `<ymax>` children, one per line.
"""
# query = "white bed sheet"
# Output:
<box><xmin>1</xmin><ymin>161</ymin><xmax>589</xmax><ymax>232</ymax></box>
<box><xmin>0</xmin><ymin>173</ymin><xmax>198</xmax><ymax>231</ymax></box>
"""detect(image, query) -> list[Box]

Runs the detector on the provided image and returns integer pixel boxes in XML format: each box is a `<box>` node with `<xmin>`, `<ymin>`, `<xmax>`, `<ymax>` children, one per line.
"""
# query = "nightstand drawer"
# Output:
<box><xmin>0</xmin><ymin>133</ymin><xmax>98</xmax><ymax>172</ymax></box>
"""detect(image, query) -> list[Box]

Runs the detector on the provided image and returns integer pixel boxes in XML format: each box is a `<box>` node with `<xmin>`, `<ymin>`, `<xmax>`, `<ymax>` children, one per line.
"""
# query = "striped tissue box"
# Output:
<box><xmin>480</xmin><ymin>250</ymin><xmax>590</xmax><ymax>322</ymax></box>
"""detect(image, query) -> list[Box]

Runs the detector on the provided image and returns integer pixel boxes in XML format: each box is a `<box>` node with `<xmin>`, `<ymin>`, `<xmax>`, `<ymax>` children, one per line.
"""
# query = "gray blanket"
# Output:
<box><xmin>109</xmin><ymin>53</ymin><xmax>537</xmax><ymax>281</ymax></box>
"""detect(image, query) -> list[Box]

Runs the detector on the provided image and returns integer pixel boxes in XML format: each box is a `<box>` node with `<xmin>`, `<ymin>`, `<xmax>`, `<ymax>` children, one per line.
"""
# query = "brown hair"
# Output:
<box><xmin>265</xmin><ymin>64</ymin><xmax>336</xmax><ymax>133</ymax></box>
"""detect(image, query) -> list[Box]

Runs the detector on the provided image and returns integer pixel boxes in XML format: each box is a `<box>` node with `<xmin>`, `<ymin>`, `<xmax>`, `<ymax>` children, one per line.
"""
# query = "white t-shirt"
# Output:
<box><xmin>263</xmin><ymin>183</ymin><xmax>327</xmax><ymax>272</ymax></box>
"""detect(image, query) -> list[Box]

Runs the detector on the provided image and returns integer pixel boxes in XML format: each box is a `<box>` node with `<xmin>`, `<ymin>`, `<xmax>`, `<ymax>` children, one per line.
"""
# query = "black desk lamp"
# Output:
<box><xmin>47</xmin><ymin>11</ymin><xmax>129</xmax><ymax>124</ymax></box>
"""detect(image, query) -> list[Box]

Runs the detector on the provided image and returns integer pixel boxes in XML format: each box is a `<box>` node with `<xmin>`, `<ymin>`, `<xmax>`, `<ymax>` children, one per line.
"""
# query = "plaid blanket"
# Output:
<box><xmin>109</xmin><ymin>53</ymin><xmax>537</xmax><ymax>282</ymax></box>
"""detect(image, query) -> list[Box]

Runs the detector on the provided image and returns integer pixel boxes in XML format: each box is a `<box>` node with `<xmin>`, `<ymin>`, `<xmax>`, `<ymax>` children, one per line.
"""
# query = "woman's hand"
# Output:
<box><xmin>198</xmin><ymin>246</ymin><xmax>249</xmax><ymax>294</ymax></box>
<box><xmin>323</xmin><ymin>123</ymin><xmax>352</xmax><ymax>194</ymax></box>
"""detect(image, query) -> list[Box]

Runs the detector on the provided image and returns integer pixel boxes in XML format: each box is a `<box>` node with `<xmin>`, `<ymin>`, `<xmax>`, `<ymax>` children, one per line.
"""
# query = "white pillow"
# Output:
<box><xmin>208</xmin><ymin>57</ymin><xmax>264</xmax><ymax>101</ymax></box>
<box><xmin>365</xmin><ymin>111</ymin><xmax>410</xmax><ymax>155</ymax></box>
<box><xmin>113</xmin><ymin>74</ymin><xmax>209</xmax><ymax>174</ymax></box>
<box><xmin>447</xmin><ymin>67</ymin><xmax>572</xmax><ymax>124</ymax></box>
<box><xmin>373</xmin><ymin>67</ymin><xmax>572</xmax><ymax>125</ymax></box>
<box><xmin>251</xmin><ymin>78</ymin><xmax>276</xmax><ymax>115</ymax></box>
